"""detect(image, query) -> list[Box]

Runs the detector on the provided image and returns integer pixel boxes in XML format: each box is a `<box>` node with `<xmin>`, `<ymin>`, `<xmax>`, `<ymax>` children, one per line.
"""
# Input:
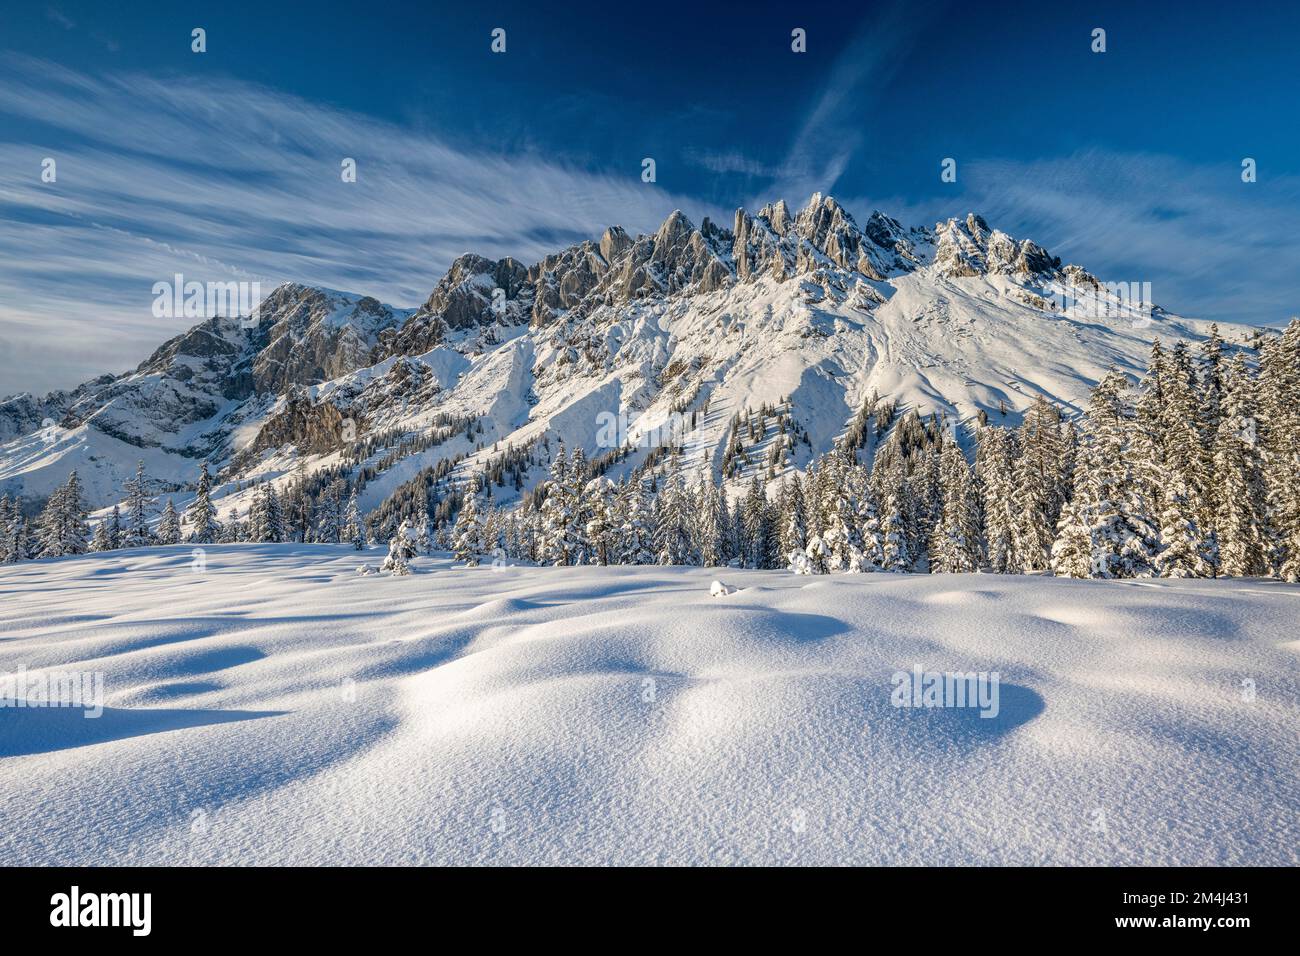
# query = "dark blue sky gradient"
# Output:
<box><xmin>1</xmin><ymin>0</ymin><xmax>1297</xmax><ymax>392</ymax></box>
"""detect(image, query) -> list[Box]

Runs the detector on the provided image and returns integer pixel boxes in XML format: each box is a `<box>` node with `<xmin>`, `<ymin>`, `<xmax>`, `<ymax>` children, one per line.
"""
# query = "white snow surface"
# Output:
<box><xmin>1</xmin><ymin>545</ymin><xmax>1297</xmax><ymax>865</ymax></box>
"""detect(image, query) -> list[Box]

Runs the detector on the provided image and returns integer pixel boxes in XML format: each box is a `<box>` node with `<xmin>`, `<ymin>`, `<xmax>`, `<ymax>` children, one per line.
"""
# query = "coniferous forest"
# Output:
<box><xmin>7</xmin><ymin>319</ymin><xmax>1297</xmax><ymax>583</ymax></box>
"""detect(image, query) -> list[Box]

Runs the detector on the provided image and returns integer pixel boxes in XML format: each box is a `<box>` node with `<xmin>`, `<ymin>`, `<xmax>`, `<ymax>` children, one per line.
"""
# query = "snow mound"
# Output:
<box><xmin>0</xmin><ymin>545</ymin><xmax>1296</xmax><ymax>865</ymax></box>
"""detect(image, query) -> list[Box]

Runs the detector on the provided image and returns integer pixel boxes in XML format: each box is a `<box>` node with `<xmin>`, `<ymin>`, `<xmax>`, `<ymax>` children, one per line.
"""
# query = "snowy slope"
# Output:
<box><xmin>1</xmin><ymin>546</ymin><xmax>1296</xmax><ymax>865</ymax></box>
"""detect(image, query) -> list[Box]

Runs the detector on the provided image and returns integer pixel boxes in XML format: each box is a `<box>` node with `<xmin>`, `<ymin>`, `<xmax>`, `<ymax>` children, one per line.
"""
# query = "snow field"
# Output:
<box><xmin>0</xmin><ymin>544</ymin><xmax>1296</xmax><ymax>865</ymax></box>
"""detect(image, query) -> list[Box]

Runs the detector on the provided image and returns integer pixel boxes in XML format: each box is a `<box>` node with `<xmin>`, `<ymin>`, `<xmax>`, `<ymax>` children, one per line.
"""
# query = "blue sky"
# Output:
<box><xmin>2</xmin><ymin>0</ymin><xmax>1298</xmax><ymax>394</ymax></box>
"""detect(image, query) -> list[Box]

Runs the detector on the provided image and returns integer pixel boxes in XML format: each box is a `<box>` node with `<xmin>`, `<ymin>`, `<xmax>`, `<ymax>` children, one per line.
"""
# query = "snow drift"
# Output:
<box><xmin>1</xmin><ymin>545</ymin><xmax>1295</xmax><ymax>865</ymax></box>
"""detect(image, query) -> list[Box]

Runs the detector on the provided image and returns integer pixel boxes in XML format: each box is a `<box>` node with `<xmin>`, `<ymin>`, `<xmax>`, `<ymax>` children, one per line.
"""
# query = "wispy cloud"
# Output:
<box><xmin>678</xmin><ymin>1</ymin><xmax>939</xmax><ymax>210</ymax></box>
<box><xmin>0</xmin><ymin>54</ymin><xmax>724</xmax><ymax>395</ymax></box>
<box><xmin>765</xmin><ymin>0</ymin><xmax>940</xmax><ymax>205</ymax></box>
<box><xmin>44</xmin><ymin>6</ymin><xmax>75</xmax><ymax>30</ymax></box>
<box><xmin>862</xmin><ymin>149</ymin><xmax>1300</xmax><ymax>328</ymax></box>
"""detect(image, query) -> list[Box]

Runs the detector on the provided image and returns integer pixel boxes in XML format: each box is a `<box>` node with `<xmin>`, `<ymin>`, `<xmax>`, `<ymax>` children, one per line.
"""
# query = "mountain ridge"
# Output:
<box><xmin>0</xmin><ymin>193</ymin><xmax>1257</xmax><ymax>516</ymax></box>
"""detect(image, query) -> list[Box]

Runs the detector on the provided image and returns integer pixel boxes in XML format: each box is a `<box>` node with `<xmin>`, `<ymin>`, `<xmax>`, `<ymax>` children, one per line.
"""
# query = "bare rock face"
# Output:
<box><xmin>528</xmin><ymin>240</ymin><xmax>610</xmax><ymax>326</ymax></box>
<box><xmin>735</xmin><ymin>195</ymin><xmax>925</xmax><ymax>286</ymax></box>
<box><xmin>250</xmin><ymin>286</ymin><xmax>406</xmax><ymax>394</ymax></box>
<box><xmin>384</xmin><ymin>255</ymin><xmax>532</xmax><ymax>357</ymax></box>
<box><xmin>732</xmin><ymin>207</ymin><xmax>791</xmax><ymax>281</ymax></box>
<box><xmin>934</xmin><ymin>214</ymin><xmax>1059</xmax><ymax>280</ymax></box>
<box><xmin>1014</xmin><ymin>240</ymin><xmax>1056</xmax><ymax>276</ymax></box>
<box><xmin>1063</xmin><ymin>263</ymin><xmax>1100</xmax><ymax>290</ymax></box>
<box><xmin>934</xmin><ymin>215</ymin><xmax>990</xmax><ymax>277</ymax></box>
<box><xmin>0</xmin><ymin>381</ymin><xmax>101</xmax><ymax>442</ymax></box>
<box><xmin>49</xmin><ymin>314</ymin><xmax>257</xmax><ymax>449</ymax></box>
<box><xmin>0</xmin><ymin>282</ymin><xmax>413</xmax><ymax>471</ymax></box>
<box><xmin>425</xmin><ymin>254</ymin><xmax>530</xmax><ymax>332</ymax></box>
<box><xmin>248</xmin><ymin>387</ymin><xmax>354</xmax><ymax>457</ymax></box>
<box><xmin>599</xmin><ymin>225</ymin><xmax>632</xmax><ymax>264</ymax></box>
<box><xmin>597</xmin><ymin>209</ymin><xmax>734</xmax><ymax>304</ymax></box>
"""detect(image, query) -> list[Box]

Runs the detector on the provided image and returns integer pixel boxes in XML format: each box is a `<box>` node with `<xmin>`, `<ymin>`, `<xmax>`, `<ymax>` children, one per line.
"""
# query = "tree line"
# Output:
<box><xmin>5</xmin><ymin>320</ymin><xmax>1298</xmax><ymax>583</ymax></box>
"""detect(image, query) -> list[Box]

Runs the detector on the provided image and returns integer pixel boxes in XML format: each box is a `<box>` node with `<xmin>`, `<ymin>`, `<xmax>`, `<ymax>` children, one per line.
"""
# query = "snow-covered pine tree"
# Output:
<box><xmin>1154</xmin><ymin>343</ymin><xmax>1216</xmax><ymax>577</ymax></box>
<box><xmin>777</xmin><ymin>474</ymin><xmax>807</xmax><ymax>570</ymax></box>
<box><xmin>1011</xmin><ymin>397</ymin><xmax>1065</xmax><ymax>571</ymax></box>
<box><xmin>539</xmin><ymin>445</ymin><xmax>584</xmax><ymax>566</ymax></box>
<box><xmin>1211</xmin><ymin>352</ymin><xmax>1268</xmax><ymax>576</ymax></box>
<box><xmin>583</xmin><ymin>476</ymin><xmax>618</xmax><ymax>566</ymax></box>
<box><xmin>381</xmin><ymin>518</ymin><xmax>418</xmax><ymax>575</ymax></box>
<box><xmin>653</xmin><ymin>464</ymin><xmax>693</xmax><ymax>566</ymax></box>
<box><xmin>1197</xmin><ymin>323</ymin><xmax>1226</xmax><ymax>459</ymax></box>
<box><xmin>248</xmin><ymin>483</ymin><xmax>287</xmax><ymax>543</ymax></box>
<box><xmin>1132</xmin><ymin>339</ymin><xmax>1170</xmax><ymax>521</ymax></box>
<box><xmin>743</xmin><ymin>476</ymin><xmax>769</xmax><ymax>567</ymax></box>
<box><xmin>185</xmin><ymin>462</ymin><xmax>221</xmax><ymax>543</ymax></box>
<box><xmin>799</xmin><ymin>460</ymin><xmax>830</xmax><ymax>573</ymax></box>
<box><xmin>219</xmin><ymin>509</ymin><xmax>242</xmax><ymax>543</ymax></box>
<box><xmin>90</xmin><ymin>512</ymin><xmax>115</xmax><ymax>552</ymax></box>
<box><xmin>618</xmin><ymin>479</ymin><xmax>655</xmax><ymax>565</ymax></box>
<box><xmin>1070</xmin><ymin>370</ymin><xmax>1159</xmax><ymax>578</ymax></box>
<box><xmin>908</xmin><ymin>438</ymin><xmax>943</xmax><ymax>567</ymax></box>
<box><xmin>856</xmin><ymin>486</ymin><xmax>885</xmax><ymax>571</ymax></box>
<box><xmin>0</xmin><ymin>495</ymin><xmax>18</xmax><ymax>563</ymax></box>
<box><xmin>157</xmin><ymin>498</ymin><xmax>181</xmax><ymax>545</ymax></box>
<box><xmin>1</xmin><ymin>506</ymin><xmax>27</xmax><ymax>564</ymax></box>
<box><xmin>344</xmin><ymin>490</ymin><xmax>367</xmax><ymax>551</ymax></box>
<box><xmin>566</xmin><ymin>447</ymin><xmax>591</xmax><ymax>565</ymax></box>
<box><xmin>975</xmin><ymin>425</ymin><xmax>1018</xmax><ymax>572</ymax></box>
<box><xmin>483</xmin><ymin>499</ymin><xmax>505</xmax><ymax>558</ymax></box>
<box><xmin>36</xmin><ymin>471</ymin><xmax>90</xmax><ymax>558</ymax></box>
<box><xmin>452</xmin><ymin>483</ymin><xmax>484</xmax><ymax>566</ymax></box>
<box><xmin>122</xmin><ymin>460</ymin><xmax>154</xmax><ymax>548</ymax></box>
<box><xmin>818</xmin><ymin>454</ymin><xmax>862</xmax><ymax>572</ymax></box>
<box><xmin>875</xmin><ymin>449</ymin><xmax>912</xmax><ymax>572</ymax></box>
<box><xmin>314</xmin><ymin>479</ymin><xmax>347</xmax><ymax>544</ymax></box>
<box><xmin>929</xmin><ymin>431</ymin><xmax>979</xmax><ymax>573</ymax></box>
<box><xmin>1049</xmin><ymin>499</ymin><xmax>1092</xmax><ymax>578</ymax></box>
<box><xmin>692</xmin><ymin>471</ymin><xmax>724</xmax><ymax>567</ymax></box>
<box><xmin>1258</xmin><ymin>319</ymin><xmax>1300</xmax><ymax>580</ymax></box>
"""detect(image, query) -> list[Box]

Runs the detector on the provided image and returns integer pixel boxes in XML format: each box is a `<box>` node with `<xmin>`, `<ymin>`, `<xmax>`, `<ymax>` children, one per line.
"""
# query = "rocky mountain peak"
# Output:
<box><xmin>933</xmin><ymin>214</ymin><xmax>1059</xmax><ymax>280</ymax></box>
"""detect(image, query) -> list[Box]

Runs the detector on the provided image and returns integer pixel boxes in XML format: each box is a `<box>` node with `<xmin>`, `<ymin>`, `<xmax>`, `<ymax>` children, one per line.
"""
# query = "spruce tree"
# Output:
<box><xmin>344</xmin><ymin>490</ymin><xmax>367</xmax><ymax>551</ymax></box>
<box><xmin>1067</xmin><ymin>371</ymin><xmax>1159</xmax><ymax>577</ymax></box>
<box><xmin>1154</xmin><ymin>343</ymin><xmax>1216</xmax><ymax>577</ymax></box>
<box><xmin>122</xmin><ymin>460</ymin><xmax>154</xmax><ymax>548</ymax></box>
<box><xmin>777</xmin><ymin>475</ymin><xmax>807</xmax><ymax>569</ymax></box>
<box><xmin>452</xmin><ymin>484</ymin><xmax>484</xmax><ymax>566</ymax></box>
<box><xmin>381</xmin><ymin>519</ymin><xmax>417</xmax><ymax>575</ymax></box>
<box><xmin>1012</xmin><ymin>397</ymin><xmax>1064</xmax><ymax>571</ymax></box>
<box><xmin>584</xmin><ymin>477</ymin><xmax>618</xmax><ymax>566</ymax></box>
<box><xmin>975</xmin><ymin>425</ymin><xmax>1018</xmax><ymax>572</ymax></box>
<box><xmin>36</xmin><ymin>471</ymin><xmax>90</xmax><ymax>558</ymax></box>
<box><xmin>157</xmin><ymin>499</ymin><xmax>181</xmax><ymax>545</ymax></box>
<box><xmin>1212</xmin><ymin>353</ymin><xmax>1267</xmax><ymax>576</ymax></box>
<box><xmin>930</xmin><ymin>432</ymin><xmax>979</xmax><ymax>573</ymax></box>
<box><xmin>185</xmin><ymin>463</ymin><xmax>221</xmax><ymax>543</ymax></box>
<box><xmin>619</xmin><ymin>480</ymin><xmax>655</xmax><ymax>564</ymax></box>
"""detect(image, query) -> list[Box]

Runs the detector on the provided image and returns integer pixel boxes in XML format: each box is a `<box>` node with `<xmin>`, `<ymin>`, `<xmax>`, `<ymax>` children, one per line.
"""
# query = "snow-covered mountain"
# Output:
<box><xmin>0</xmin><ymin>194</ymin><xmax>1258</xmax><ymax>518</ymax></box>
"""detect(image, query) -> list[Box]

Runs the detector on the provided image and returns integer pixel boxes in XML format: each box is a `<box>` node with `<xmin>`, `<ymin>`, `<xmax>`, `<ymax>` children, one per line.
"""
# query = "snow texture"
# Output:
<box><xmin>1</xmin><ymin>545</ymin><xmax>1296</xmax><ymax>865</ymax></box>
